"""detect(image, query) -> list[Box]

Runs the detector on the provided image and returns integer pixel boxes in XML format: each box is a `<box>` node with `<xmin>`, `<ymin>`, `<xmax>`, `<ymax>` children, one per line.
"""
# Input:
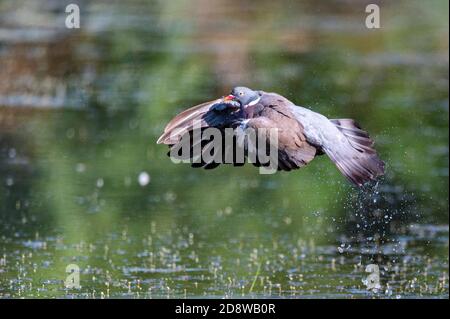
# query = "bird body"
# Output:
<box><xmin>157</xmin><ymin>87</ymin><xmax>384</xmax><ymax>186</ymax></box>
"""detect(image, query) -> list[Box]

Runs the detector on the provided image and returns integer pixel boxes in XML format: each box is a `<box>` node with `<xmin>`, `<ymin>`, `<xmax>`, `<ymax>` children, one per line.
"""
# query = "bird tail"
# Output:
<box><xmin>326</xmin><ymin>119</ymin><xmax>385</xmax><ymax>186</ymax></box>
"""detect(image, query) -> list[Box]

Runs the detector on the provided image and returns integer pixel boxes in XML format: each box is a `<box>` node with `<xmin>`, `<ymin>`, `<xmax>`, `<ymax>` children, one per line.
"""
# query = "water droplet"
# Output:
<box><xmin>66</xmin><ymin>128</ymin><xmax>75</xmax><ymax>139</ymax></box>
<box><xmin>5</xmin><ymin>177</ymin><xmax>14</xmax><ymax>186</ymax></box>
<box><xmin>8</xmin><ymin>148</ymin><xmax>16</xmax><ymax>158</ymax></box>
<box><xmin>138</xmin><ymin>172</ymin><xmax>150</xmax><ymax>186</ymax></box>
<box><xmin>96</xmin><ymin>178</ymin><xmax>104</xmax><ymax>188</ymax></box>
<box><xmin>75</xmin><ymin>163</ymin><xmax>86</xmax><ymax>173</ymax></box>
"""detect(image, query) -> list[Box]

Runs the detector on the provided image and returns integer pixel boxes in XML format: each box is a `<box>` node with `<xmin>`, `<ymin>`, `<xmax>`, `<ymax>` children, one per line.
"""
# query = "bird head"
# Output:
<box><xmin>223</xmin><ymin>86</ymin><xmax>261</xmax><ymax>107</ymax></box>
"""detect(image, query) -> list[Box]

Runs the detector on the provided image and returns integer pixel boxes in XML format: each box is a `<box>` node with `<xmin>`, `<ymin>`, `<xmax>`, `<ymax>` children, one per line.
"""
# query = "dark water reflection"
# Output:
<box><xmin>0</xmin><ymin>0</ymin><xmax>448</xmax><ymax>298</ymax></box>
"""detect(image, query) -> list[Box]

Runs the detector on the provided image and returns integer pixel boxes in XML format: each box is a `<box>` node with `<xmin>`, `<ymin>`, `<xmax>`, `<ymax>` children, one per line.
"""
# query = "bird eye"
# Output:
<box><xmin>239</xmin><ymin>92</ymin><xmax>244</xmax><ymax>96</ymax></box>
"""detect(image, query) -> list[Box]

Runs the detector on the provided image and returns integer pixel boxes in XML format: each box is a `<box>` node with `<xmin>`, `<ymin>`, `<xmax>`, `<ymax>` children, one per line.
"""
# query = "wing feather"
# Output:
<box><xmin>157</xmin><ymin>100</ymin><xmax>220</xmax><ymax>145</ymax></box>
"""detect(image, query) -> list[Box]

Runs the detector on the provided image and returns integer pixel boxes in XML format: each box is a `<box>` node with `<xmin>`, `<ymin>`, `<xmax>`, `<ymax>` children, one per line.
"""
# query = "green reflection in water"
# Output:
<box><xmin>0</xmin><ymin>0</ymin><xmax>448</xmax><ymax>298</ymax></box>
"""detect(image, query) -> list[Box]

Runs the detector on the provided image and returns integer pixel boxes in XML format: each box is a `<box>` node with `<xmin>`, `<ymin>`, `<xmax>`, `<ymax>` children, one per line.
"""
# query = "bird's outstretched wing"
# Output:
<box><xmin>324</xmin><ymin>119</ymin><xmax>385</xmax><ymax>186</ymax></box>
<box><xmin>287</xmin><ymin>102</ymin><xmax>385</xmax><ymax>186</ymax></box>
<box><xmin>156</xmin><ymin>99</ymin><xmax>240</xmax><ymax>145</ymax></box>
<box><xmin>157</xmin><ymin>98</ymin><xmax>243</xmax><ymax>169</ymax></box>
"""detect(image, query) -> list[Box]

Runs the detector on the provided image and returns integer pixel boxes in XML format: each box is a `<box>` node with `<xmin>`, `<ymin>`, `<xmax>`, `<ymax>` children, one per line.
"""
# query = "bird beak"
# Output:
<box><xmin>223</xmin><ymin>94</ymin><xmax>236</xmax><ymax>101</ymax></box>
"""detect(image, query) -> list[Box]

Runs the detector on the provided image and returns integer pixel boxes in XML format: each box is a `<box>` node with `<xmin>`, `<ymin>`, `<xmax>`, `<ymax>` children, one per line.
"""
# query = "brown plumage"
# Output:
<box><xmin>157</xmin><ymin>87</ymin><xmax>385</xmax><ymax>187</ymax></box>
<box><xmin>241</xmin><ymin>93</ymin><xmax>317</xmax><ymax>171</ymax></box>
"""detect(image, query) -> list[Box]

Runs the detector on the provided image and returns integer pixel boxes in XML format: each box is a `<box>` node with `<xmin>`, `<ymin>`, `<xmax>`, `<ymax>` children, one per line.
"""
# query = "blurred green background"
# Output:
<box><xmin>0</xmin><ymin>0</ymin><xmax>448</xmax><ymax>298</ymax></box>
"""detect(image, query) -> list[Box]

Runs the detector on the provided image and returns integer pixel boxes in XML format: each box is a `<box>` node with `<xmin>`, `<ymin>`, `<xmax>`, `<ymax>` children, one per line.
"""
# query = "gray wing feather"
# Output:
<box><xmin>286</xmin><ymin>101</ymin><xmax>385</xmax><ymax>186</ymax></box>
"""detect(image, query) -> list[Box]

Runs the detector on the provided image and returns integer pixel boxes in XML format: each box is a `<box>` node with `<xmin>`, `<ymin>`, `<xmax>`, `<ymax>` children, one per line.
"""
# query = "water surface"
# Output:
<box><xmin>0</xmin><ymin>0</ymin><xmax>448</xmax><ymax>298</ymax></box>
